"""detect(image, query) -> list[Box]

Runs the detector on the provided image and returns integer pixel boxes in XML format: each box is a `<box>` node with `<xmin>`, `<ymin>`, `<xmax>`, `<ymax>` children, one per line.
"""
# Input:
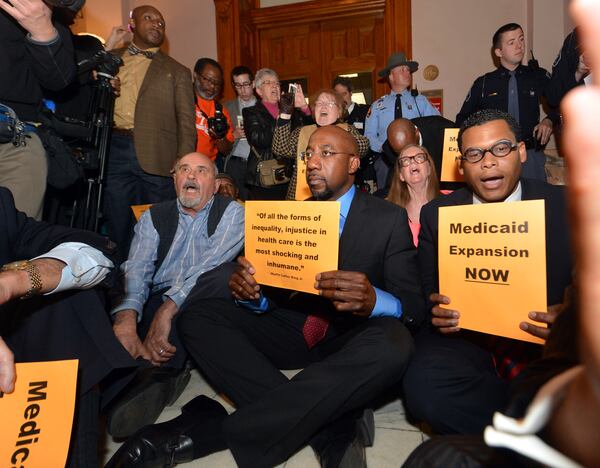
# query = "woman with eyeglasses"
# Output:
<box><xmin>242</xmin><ymin>68</ymin><xmax>310</xmax><ymax>200</ymax></box>
<box><xmin>272</xmin><ymin>88</ymin><xmax>369</xmax><ymax>200</ymax></box>
<box><xmin>386</xmin><ymin>144</ymin><xmax>440</xmax><ymax>246</ymax></box>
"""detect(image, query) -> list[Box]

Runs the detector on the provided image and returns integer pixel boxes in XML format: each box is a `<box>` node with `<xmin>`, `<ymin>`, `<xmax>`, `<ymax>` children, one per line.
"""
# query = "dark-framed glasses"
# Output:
<box><xmin>199</xmin><ymin>75</ymin><xmax>223</xmax><ymax>87</ymax></box>
<box><xmin>397</xmin><ymin>153</ymin><xmax>427</xmax><ymax>167</ymax></box>
<box><xmin>233</xmin><ymin>81</ymin><xmax>252</xmax><ymax>89</ymax></box>
<box><xmin>459</xmin><ymin>140</ymin><xmax>518</xmax><ymax>163</ymax></box>
<box><xmin>301</xmin><ymin>149</ymin><xmax>356</xmax><ymax>161</ymax></box>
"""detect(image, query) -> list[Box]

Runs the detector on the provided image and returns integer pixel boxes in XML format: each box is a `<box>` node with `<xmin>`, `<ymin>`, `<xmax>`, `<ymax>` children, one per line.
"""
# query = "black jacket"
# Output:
<box><xmin>456</xmin><ymin>65</ymin><xmax>559</xmax><ymax>147</ymax></box>
<box><xmin>418</xmin><ymin>178</ymin><xmax>572</xmax><ymax>316</ymax></box>
<box><xmin>546</xmin><ymin>28</ymin><xmax>585</xmax><ymax>108</ymax></box>
<box><xmin>242</xmin><ymin>101</ymin><xmax>307</xmax><ymax>187</ymax></box>
<box><xmin>0</xmin><ymin>12</ymin><xmax>75</xmax><ymax>121</ymax></box>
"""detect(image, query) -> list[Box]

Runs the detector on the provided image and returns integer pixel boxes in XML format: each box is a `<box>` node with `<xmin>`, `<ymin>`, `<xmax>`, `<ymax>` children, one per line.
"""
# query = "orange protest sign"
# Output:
<box><xmin>294</xmin><ymin>155</ymin><xmax>312</xmax><ymax>201</ymax></box>
<box><xmin>245</xmin><ymin>200</ymin><xmax>340</xmax><ymax>294</ymax></box>
<box><xmin>440</xmin><ymin>128</ymin><xmax>464</xmax><ymax>182</ymax></box>
<box><xmin>438</xmin><ymin>200</ymin><xmax>547</xmax><ymax>344</ymax></box>
<box><xmin>131</xmin><ymin>204</ymin><xmax>152</xmax><ymax>221</ymax></box>
<box><xmin>0</xmin><ymin>360</ymin><xmax>78</xmax><ymax>467</ymax></box>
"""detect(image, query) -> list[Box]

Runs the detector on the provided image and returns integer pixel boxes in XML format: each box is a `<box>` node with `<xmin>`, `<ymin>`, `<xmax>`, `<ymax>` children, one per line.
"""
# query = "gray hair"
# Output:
<box><xmin>254</xmin><ymin>68</ymin><xmax>279</xmax><ymax>88</ymax></box>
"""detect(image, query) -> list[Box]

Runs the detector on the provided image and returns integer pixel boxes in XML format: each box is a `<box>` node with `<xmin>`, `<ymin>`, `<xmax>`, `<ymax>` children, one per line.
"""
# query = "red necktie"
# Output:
<box><xmin>302</xmin><ymin>314</ymin><xmax>329</xmax><ymax>348</ymax></box>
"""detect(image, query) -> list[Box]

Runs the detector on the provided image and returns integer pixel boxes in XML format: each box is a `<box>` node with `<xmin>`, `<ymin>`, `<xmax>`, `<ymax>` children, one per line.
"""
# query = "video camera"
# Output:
<box><xmin>208</xmin><ymin>102</ymin><xmax>229</xmax><ymax>139</ymax></box>
<box><xmin>77</xmin><ymin>49</ymin><xmax>123</xmax><ymax>80</ymax></box>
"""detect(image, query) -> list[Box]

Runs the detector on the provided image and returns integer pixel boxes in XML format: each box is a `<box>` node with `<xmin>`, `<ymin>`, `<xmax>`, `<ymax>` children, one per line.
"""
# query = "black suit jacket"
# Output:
<box><xmin>0</xmin><ymin>187</ymin><xmax>115</xmax><ymax>265</ymax></box>
<box><xmin>0</xmin><ymin>187</ymin><xmax>134</xmax><ymax>396</ymax></box>
<box><xmin>346</xmin><ymin>103</ymin><xmax>369</xmax><ymax>135</ymax></box>
<box><xmin>418</xmin><ymin>179</ymin><xmax>572</xmax><ymax>315</ymax></box>
<box><xmin>186</xmin><ymin>190</ymin><xmax>426</xmax><ymax>331</ymax></box>
<box><xmin>267</xmin><ymin>190</ymin><xmax>425</xmax><ymax>330</ymax></box>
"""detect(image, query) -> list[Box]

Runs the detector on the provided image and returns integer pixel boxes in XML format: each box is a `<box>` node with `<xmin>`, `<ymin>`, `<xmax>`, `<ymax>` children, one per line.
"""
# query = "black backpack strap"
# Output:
<box><xmin>149</xmin><ymin>199</ymin><xmax>179</xmax><ymax>272</ymax></box>
<box><xmin>207</xmin><ymin>194</ymin><xmax>234</xmax><ymax>237</ymax></box>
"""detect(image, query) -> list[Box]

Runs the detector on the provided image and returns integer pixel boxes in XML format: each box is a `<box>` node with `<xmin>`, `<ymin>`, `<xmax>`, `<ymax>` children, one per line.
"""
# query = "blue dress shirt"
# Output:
<box><xmin>244</xmin><ymin>185</ymin><xmax>402</xmax><ymax>319</ymax></box>
<box><xmin>112</xmin><ymin>197</ymin><xmax>245</xmax><ymax>320</ymax></box>
<box><xmin>365</xmin><ymin>89</ymin><xmax>440</xmax><ymax>153</ymax></box>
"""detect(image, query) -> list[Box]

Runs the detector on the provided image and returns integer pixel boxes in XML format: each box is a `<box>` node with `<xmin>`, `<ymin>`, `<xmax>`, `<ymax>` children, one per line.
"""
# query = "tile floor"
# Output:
<box><xmin>102</xmin><ymin>369</ymin><xmax>428</xmax><ymax>467</ymax></box>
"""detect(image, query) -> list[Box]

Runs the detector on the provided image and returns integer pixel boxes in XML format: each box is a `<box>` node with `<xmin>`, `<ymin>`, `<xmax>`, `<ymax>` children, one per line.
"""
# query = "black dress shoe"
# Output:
<box><xmin>106</xmin><ymin>395</ymin><xmax>228</xmax><ymax>468</ymax></box>
<box><xmin>311</xmin><ymin>409</ymin><xmax>373</xmax><ymax>468</ymax></box>
<box><xmin>105</xmin><ymin>424</ymin><xmax>194</xmax><ymax>468</ymax></box>
<box><xmin>108</xmin><ymin>365</ymin><xmax>191</xmax><ymax>438</ymax></box>
<box><xmin>313</xmin><ymin>432</ymin><xmax>367</xmax><ymax>468</ymax></box>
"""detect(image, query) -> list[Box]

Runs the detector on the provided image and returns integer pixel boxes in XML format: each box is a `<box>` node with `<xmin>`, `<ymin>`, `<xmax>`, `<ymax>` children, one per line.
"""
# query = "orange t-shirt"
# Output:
<box><xmin>195</xmin><ymin>96</ymin><xmax>234</xmax><ymax>160</ymax></box>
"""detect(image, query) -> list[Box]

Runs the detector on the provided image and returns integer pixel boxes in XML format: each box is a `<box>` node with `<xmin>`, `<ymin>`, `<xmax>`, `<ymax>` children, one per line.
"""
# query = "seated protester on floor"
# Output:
<box><xmin>108</xmin><ymin>125</ymin><xmax>425</xmax><ymax>468</ymax></box>
<box><xmin>405</xmin><ymin>4</ymin><xmax>600</xmax><ymax>463</ymax></box>
<box><xmin>216</xmin><ymin>172</ymin><xmax>241</xmax><ymax>201</ymax></box>
<box><xmin>272</xmin><ymin>87</ymin><xmax>370</xmax><ymax>200</ymax></box>
<box><xmin>455</xmin><ymin>23</ymin><xmax>560</xmax><ymax>182</ymax></box>
<box><xmin>379</xmin><ymin>117</ymin><xmax>456</xmax><ymax>194</ymax></box>
<box><xmin>376</xmin><ymin>118</ymin><xmax>421</xmax><ymax>197</ymax></box>
<box><xmin>402</xmin><ymin>109</ymin><xmax>573</xmax><ymax>435</ymax></box>
<box><xmin>107</xmin><ymin>152</ymin><xmax>244</xmax><ymax>438</ymax></box>
<box><xmin>0</xmin><ymin>186</ymin><xmax>135</xmax><ymax>467</ymax></box>
<box><xmin>386</xmin><ymin>144</ymin><xmax>440</xmax><ymax>247</ymax></box>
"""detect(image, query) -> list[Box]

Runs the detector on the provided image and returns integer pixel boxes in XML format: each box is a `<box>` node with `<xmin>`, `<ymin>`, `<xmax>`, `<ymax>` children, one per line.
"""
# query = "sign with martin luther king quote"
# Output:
<box><xmin>245</xmin><ymin>201</ymin><xmax>340</xmax><ymax>294</ymax></box>
<box><xmin>438</xmin><ymin>200</ymin><xmax>546</xmax><ymax>343</ymax></box>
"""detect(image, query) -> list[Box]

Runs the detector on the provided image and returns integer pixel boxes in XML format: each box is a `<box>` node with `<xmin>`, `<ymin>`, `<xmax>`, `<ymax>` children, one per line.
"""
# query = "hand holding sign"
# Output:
<box><xmin>0</xmin><ymin>336</ymin><xmax>15</xmax><ymax>394</ymax></box>
<box><xmin>229</xmin><ymin>256</ymin><xmax>261</xmax><ymax>301</ymax></box>
<box><xmin>430</xmin><ymin>293</ymin><xmax>460</xmax><ymax>333</ymax></box>
<box><xmin>315</xmin><ymin>270</ymin><xmax>376</xmax><ymax>317</ymax></box>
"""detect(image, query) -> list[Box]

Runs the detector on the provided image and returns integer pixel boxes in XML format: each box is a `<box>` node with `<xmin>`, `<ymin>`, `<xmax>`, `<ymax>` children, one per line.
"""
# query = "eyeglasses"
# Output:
<box><xmin>233</xmin><ymin>81</ymin><xmax>252</xmax><ymax>89</ymax></box>
<box><xmin>261</xmin><ymin>80</ymin><xmax>280</xmax><ymax>87</ymax></box>
<box><xmin>301</xmin><ymin>149</ymin><xmax>356</xmax><ymax>160</ymax></box>
<box><xmin>459</xmin><ymin>140</ymin><xmax>518</xmax><ymax>163</ymax></box>
<box><xmin>398</xmin><ymin>153</ymin><xmax>427</xmax><ymax>167</ymax></box>
<box><xmin>315</xmin><ymin>101</ymin><xmax>336</xmax><ymax>108</ymax></box>
<box><xmin>199</xmin><ymin>75</ymin><xmax>223</xmax><ymax>87</ymax></box>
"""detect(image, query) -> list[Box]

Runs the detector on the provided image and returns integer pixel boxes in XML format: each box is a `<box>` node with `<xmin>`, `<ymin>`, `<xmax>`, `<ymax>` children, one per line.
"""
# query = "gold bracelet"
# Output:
<box><xmin>1</xmin><ymin>260</ymin><xmax>43</xmax><ymax>300</ymax></box>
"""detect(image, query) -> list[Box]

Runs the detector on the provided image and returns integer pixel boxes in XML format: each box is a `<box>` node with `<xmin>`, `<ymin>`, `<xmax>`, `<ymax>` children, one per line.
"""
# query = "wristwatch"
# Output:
<box><xmin>1</xmin><ymin>260</ymin><xmax>43</xmax><ymax>300</ymax></box>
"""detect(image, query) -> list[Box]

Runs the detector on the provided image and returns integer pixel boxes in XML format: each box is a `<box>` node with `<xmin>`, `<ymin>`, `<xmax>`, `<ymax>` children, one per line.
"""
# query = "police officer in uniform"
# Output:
<box><xmin>546</xmin><ymin>28</ymin><xmax>591</xmax><ymax>108</ymax></box>
<box><xmin>365</xmin><ymin>52</ymin><xmax>439</xmax><ymax>189</ymax></box>
<box><xmin>456</xmin><ymin>23</ymin><xmax>559</xmax><ymax>181</ymax></box>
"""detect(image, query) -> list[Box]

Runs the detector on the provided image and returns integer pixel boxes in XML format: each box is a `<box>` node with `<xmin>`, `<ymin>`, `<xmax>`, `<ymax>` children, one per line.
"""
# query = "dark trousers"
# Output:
<box><xmin>104</xmin><ymin>134</ymin><xmax>175</xmax><ymax>263</ymax></box>
<box><xmin>1</xmin><ymin>289</ymin><xmax>136</xmax><ymax>467</ymax></box>
<box><xmin>178</xmin><ymin>298</ymin><xmax>413</xmax><ymax>468</ymax></box>
<box><xmin>402</xmin><ymin>329</ymin><xmax>509</xmax><ymax>435</ymax></box>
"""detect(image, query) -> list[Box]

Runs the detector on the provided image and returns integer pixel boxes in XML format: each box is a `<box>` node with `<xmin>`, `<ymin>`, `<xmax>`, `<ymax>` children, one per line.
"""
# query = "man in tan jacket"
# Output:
<box><xmin>105</xmin><ymin>4</ymin><xmax>195</xmax><ymax>262</ymax></box>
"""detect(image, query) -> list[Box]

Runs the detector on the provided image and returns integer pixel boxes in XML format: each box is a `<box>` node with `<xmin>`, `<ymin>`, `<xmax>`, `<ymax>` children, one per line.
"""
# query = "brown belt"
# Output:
<box><xmin>112</xmin><ymin>127</ymin><xmax>134</xmax><ymax>137</ymax></box>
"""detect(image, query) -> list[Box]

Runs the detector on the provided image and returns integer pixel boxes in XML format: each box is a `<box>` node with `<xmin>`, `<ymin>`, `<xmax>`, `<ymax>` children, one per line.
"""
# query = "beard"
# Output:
<box><xmin>311</xmin><ymin>187</ymin><xmax>334</xmax><ymax>201</ymax></box>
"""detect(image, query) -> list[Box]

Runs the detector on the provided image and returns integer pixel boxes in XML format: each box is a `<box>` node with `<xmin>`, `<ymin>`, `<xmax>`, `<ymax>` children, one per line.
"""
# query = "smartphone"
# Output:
<box><xmin>236</xmin><ymin>115</ymin><xmax>244</xmax><ymax>129</ymax></box>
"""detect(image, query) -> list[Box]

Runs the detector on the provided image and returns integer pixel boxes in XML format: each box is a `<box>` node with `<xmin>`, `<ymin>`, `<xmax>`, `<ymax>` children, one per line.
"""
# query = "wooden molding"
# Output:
<box><xmin>250</xmin><ymin>0</ymin><xmax>386</xmax><ymax>28</ymax></box>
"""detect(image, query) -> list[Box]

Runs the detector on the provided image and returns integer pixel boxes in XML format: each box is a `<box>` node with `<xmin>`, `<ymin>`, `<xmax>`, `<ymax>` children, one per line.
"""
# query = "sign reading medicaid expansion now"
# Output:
<box><xmin>245</xmin><ymin>201</ymin><xmax>340</xmax><ymax>294</ymax></box>
<box><xmin>438</xmin><ymin>200</ymin><xmax>547</xmax><ymax>343</ymax></box>
<box><xmin>0</xmin><ymin>360</ymin><xmax>78</xmax><ymax>468</ymax></box>
<box><xmin>440</xmin><ymin>128</ymin><xmax>465</xmax><ymax>182</ymax></box>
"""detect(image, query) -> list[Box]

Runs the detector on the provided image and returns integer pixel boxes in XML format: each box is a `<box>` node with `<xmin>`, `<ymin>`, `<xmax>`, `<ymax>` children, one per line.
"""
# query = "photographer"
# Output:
<box><xmin>0</xmin><ymin>0</ymin><xmax>77</xmax><ymax>220</ymax></box>
<box><xmin>193</xmin><ymin>57</ymin><xmax>234</xmax><ymax>171</ymax></box>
